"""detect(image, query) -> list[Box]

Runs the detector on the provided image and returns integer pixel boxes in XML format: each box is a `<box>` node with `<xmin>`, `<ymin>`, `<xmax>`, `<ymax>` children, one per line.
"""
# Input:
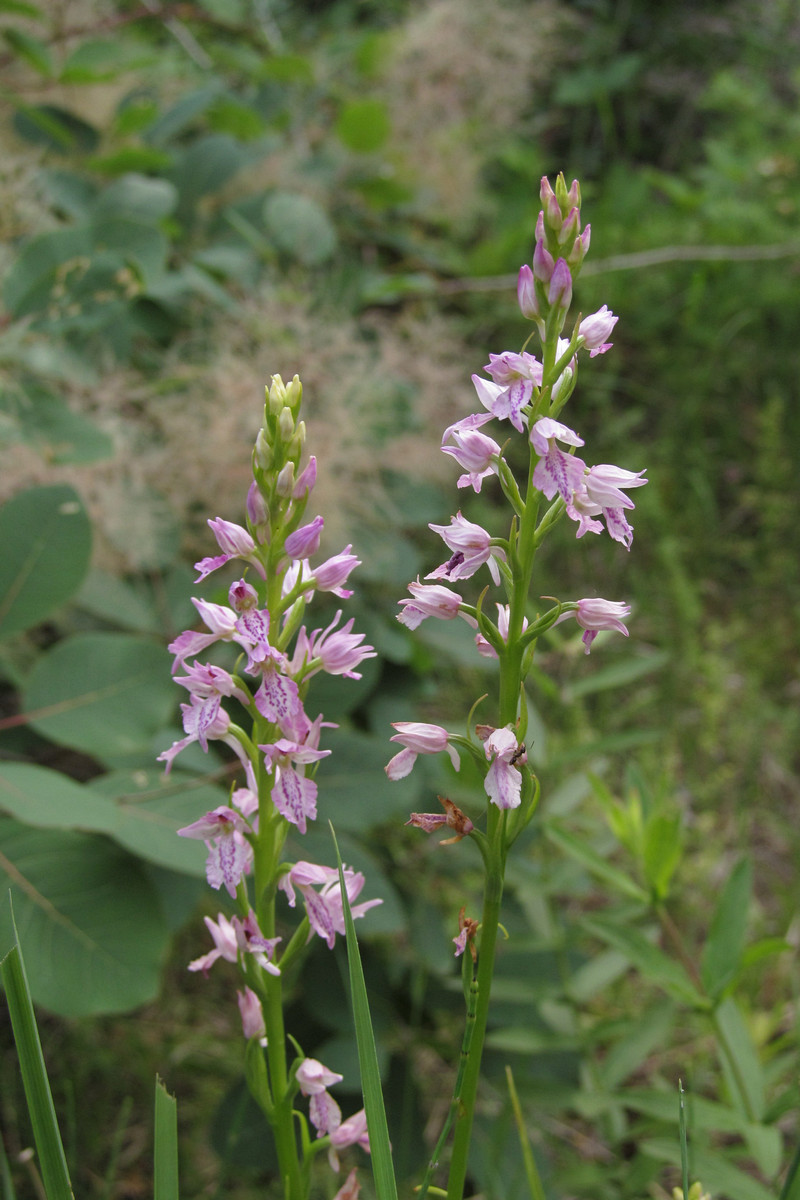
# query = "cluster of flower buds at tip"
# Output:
<box><xmin>268</xmin><ymin>372</ymin><xmax>303</xmax><ymax>416</ymax></box>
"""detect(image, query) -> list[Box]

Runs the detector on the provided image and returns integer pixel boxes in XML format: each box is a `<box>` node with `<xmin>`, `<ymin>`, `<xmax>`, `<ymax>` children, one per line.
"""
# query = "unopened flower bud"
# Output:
<box><xmin>255</xmin><ymin>429</ymin><xmax>272</xmax><ymax>469</ymax></box>
<box><xmin>246</xmin><ymin>482</ymin><xmax>270</xmax><ymax>537</ymax></box>
<box><xmin>278</xmin><ymin>406</ymin><xmax>295</xmax><ymax>443</ymax></box>
<box><xmin>517</xmin><ymin>264</ymin><xmax>540</xmax><ymax>320</ymax></box>
<box><xmin>275</xmin><ymin>463</ymin><xmax>295</xmax><ymax>497</ymax></box>
<box><xmin>268</xmin><ymin>374</ymin><xmax>287</xmax><ymax>413</ymax></box>
<box><xmin>533</xmin><ymin>239</ymin><xmax>554</xmax><ymax>283</ymax></box>
<box><xmin>557</xmin><ymin>206</ymin><xmax>580</xmax><ymax>246</ymax></box>
<box><xmin>285</xmin><ymin>515</ymin><xmax>324</xmax><ymax>559</ymax></box>
<box><xmin>540</xmin><ymin>177</ymin><xmax>561</xmax><ymax>230</ymax></box>
<box><xmin>293</xmin><ymin>455</ymin><xmax>317</xmax><ymax>498</ymax></box>
<box><xmin>555</xmin><ymin>174</ymin><xmax>580</xmax><ymax>213</ymax></box>
<box><xmin>547</xmin><ymin>258</ymin><xmax>573</xmax><ymax>312</ymax></box>
<box><xmin>289</xmin><ymin>421</ymin><xmax>306</xmax><ymax>460</ymax></box>
<box><xmin>285</xmin><ymin>374</ymin><xmax>303</xmax><ymax>412</ymax></box>
<box><xmin>568</xmin><ymin>224</ymin><xmax>591</xmax><ymax>269</ymax></box>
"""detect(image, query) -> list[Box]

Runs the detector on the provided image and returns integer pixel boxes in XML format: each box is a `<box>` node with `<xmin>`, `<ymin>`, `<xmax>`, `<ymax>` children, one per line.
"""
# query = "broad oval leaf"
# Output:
<box><xmin>0</xmin><ymin>484</ymin><xmax>92</xmax><ymax>639</ymax></box>
<box><xmin>23</xmin><ymin>632</ymin><xmax>175</xmax><ymax>760</ymax></box>
<box><xmin>0</xmin><ymin>817</ymin><xmax>168</xmax><ymax>1015</ymax></box>
<box><xmin>263</xmin><ymin>191</ymin><xmax>337</xmax><ymax>266</ymax></box>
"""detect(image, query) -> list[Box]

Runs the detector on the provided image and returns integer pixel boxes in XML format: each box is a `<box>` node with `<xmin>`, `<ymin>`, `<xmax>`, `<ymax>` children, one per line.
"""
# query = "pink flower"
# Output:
<box><xmin>260</xmin><ymin>737</ymin><xmax>331</xmax><ymax>834</ymax></box>
<box><xmin>296</xmin><ymin>1057</ymin><xmax>344</xmax><ymax>1095</ymax></box>
<box><xmin>480</xmin><ymin>351</ymin><xmax>543</xmax><ymax>432</ymax></box>
<box><xmin>565</xmin><ymin>597</ymin><xmax>632</xmax><ymax>653</ymax></box>
<box><xmin>296</xmin><ymin>611</ymin><xmax>377</xmax><ymax>680</ymax></box>
<box><xmin>312</xmin><ymin>546</ymin><xmax>360</xmax><ymax>598</ymax></box>
<box><xmin>531</xmin><ymin>417</ymin><xmax>587</xmax><ymax>504</ymax></box>
<box><xmin>237</xmin><ymin>987</ymin><xmax>266</xmax><ymax>1039</ymax></box>
<box><xmin>178</xmin><ymin>805</ymin><xmax>253</xmax><ymax>897</ymax></box>
<box><xmin>385</xmin><ymin>721</ymin><xmax>460</xmax><ymax>779</ymax></box>
<box><xmin>441</xmin><ymin>427</ymin><xmax>501</xmax><ymax>492</ymax></box>
<box><xmin>279</xmin><ymin>861</ymin><xmax>382</xmax><ymax>949</ymax></box>
<box><xmin>578</xmin><ymin>305</ymin><xmax>618</xmax><ymax>357</ymax></box>
<box><xmin>427</xmin><ymin>512</ymin><xmax>506</xmax><ymax>586</ymax></box>
<box><xmin>194</xmin><ymin>518</ymin><xmax>265</xmax><ymax>582</ymax></box>
<box><xmin>547</xmin><ymin>258</ymin><xmax>572</xmax><ymax>311</ymax></box>
<box><xmin>482</xmin><ymin>726</ymin><xmax>525</xmax><ymax>810</ymax></box>
<box><xmin>333</xmin><ymin>1169</ymin><xmax>361</xmax><ymax>1200</ymax></box>
<box><xmin>397</xmin><ymin>580</ymin><xmax>462</xmax><ymax>630</ymax></box>
<box><xmin>329</xmin><ymin>1109</ymin><xmax>370</xmax><ymax>1170</ymax></box>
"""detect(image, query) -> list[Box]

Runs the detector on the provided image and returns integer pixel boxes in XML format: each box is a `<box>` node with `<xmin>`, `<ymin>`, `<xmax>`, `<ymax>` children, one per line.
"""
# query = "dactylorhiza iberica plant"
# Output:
<box><xmin>386</xmin><ymin>174</ymin><xmax>647</xmax><ymax>1200</ymax></box>
<box><xmin>159</xmin><ymin>375</ymin><xmax>379</xmax><ymax>1200</ymax></box>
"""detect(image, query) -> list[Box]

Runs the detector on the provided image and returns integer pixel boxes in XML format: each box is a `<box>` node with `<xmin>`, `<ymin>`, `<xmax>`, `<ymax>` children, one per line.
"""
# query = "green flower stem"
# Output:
<box><xmin>446</xmin><ymin>457</ymin><xmax>540</xmax><ymax>1200</ymax></box>
<box><xmin>263</xmin><ymin>967</ymin><xmax>304</xmax><ymax>1200</ymax></box>
<box><xmin>445</xmin><ymin>856</ymin><xmax>504</xmax><ymax>1200</ymax></box>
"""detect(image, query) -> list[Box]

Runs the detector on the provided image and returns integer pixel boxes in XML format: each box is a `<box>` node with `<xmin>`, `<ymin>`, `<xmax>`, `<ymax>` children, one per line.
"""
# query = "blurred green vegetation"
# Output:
<box><xmin>0</xmin><ymin>0</ymin><xmax>798</xmax><ymax>1198</ymax></box>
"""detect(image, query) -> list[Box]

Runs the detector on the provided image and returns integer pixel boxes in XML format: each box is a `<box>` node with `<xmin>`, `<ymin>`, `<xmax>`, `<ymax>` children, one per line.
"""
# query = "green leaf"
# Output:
<box><xmin>0</xmin><ymin>485</ymin><xmax>92</xmax><ymax>639</ymax></box>
<box><xmin>87</xmin><ymin>147</ymin><xmax>173</xmax><ymax>177</ymax></box>
<box><xmin>0</xmin><ymin>385</ymin><xmax>113</xmax><ymax>464</ymax></box>
<box><xmin>562</xmin><ymin>650</ymin><xmax>668</xmax><ymax>700</ymax></box>
<box><xmin>331</xmin><ymin>824</ymin><xmax>397</xmax><ymax>1200</ymax></box>
<box><xmin>1</xmin><ymin>917</ymin><xmax>73</xmax><ymax>1200</ymax></box>
<box><xmin>93</xmin><ymin>174</ymin><xmax>179</xmax><ymax>223</ymax></box>
<box><xmin>701</xmin><ymin>857</ymin><xmax>751</xmax><ymax>998</ymax></box>
<box><xmin>597</xmin><ymin>999</ymin><xmax>675</xmax><ymax>1090</ymax></box>
<box><xmin>60</xmin><ymin>38</ymin><xmax>153</xmax><ymax>83</ymax></box>
<box><xmin>144</xmin><ymin>84</ymin><xmax>225</xmax><ymax>146</ymax></box>
<box><xmin>88</xmin><ymin>769</ymin><xmax>223</xmax><ymax>876</ymax></box>
<box><xmin>642</xmin><ymin>810</ymin><xmax>682</xmax><ymax>900</ymax></box>
<box><xmin>22</xmin><ymin>632</ymin><xmax>176</xmax><ymax>761</ymax></box>
<box><xmin>3</xmin><ymin>225</ymin><xmax>91</xmax><ymax>316</ymax></box>
<box><xmin>640</xmin><ymin>1137</ymin><xmax>775</xmax><ymax>1200</ymax></box>
<box><xmin>0</xmin><ymin>763</ymin><xmax>120</xmax><ymax>832</ymax></box>
<box><xmin>582</xmin><ymin>915</ymin><xmax>709</xmax><ymax>1008</ymax></box>
<box><xmin>0</xmin><ymin>763</ymin><xmax>212</xmax><ymax>876</ymax></box>
<box><xmin>335</xmin><ymin>99</ymin><xmax>391</xmax><ymax>153</ymax></box>
<box><xmin>0</xmin><ymin>818</ymin><xmax>168</xmax><ymax>1015</ymax></box>
<box><xmin>154</xmin><ymin>1078</ymin><xmax>179</xmax><ymax>1200</ymax></box>
<box><xmin>11</xmin><ymin>104</ymin><xmax>99</xmax><ymax>153</ymax></box>
<box><xmin>714</xmin><ymin>995</ymin><xmax>765</xmax><ymax>1122</ymax></box>
<box><xmin>543</xmin><ymin>821</ymin><xmax>649</xmax><ymax>902</ymax></box>
<box><xmin>263</xmin><ymin>192</ymin><xmax>337</xmax><ymax>266</ymax></box>
<box><xmin>2</xmin><ymin>28</ymin><xmax>53</xmax><ymax>75</ymax></box>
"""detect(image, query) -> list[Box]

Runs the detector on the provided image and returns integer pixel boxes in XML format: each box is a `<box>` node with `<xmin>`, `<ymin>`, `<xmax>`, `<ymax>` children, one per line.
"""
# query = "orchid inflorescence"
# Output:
<box><xmin>159</xmin><ymin>374</ymin><xmax>380</xmax><ymax>1198</ymax></box>
<box><xmin>384</xmin><ymin>173</ymin><xmax>647</xmax><ymax>1199</ymax></box>
<box><xmin>159</xmin><ymin>172</ymin><xmax>646</xmax><ymax>1200</ymax></box>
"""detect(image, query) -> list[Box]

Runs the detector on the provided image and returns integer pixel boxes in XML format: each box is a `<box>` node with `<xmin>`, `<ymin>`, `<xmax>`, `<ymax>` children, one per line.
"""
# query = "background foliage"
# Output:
<box><xmin>0</xmin><ymin>1</ymin><xmax>798</xmax><ymax>1198</ymax></box>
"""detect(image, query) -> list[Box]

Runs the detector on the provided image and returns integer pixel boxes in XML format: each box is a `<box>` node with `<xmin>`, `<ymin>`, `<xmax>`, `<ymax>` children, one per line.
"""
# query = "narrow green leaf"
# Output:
<box><xmin>154</xmin><ymin>1078</ymin><xmax>179</xmax><ymax>1200</ymax></box>
<box><xmin>582</xmin><ymin>916</ymin><xmax>709</xmax><ymax>1009</ymax></box>
<box><xmin>678</xmin><ymin>1081</ymin><xmax>689</xmax><ymax>1200</ymax></box>
<box><xmin>713</xmin><ymin>995</ymin><xmax>765</xmax><ymax>1122</ymax></box>
<box><xmin>505</xmin><ymin>1066</ymin><xmax>545</xmax><ymax>1200</ymax></box>
<box><xmin>543</xmin><ymin>821</ymin><xmax>649</xmax><ymax>902</ymax></box>
<box><xmin>3</xmin><ymin>28</ymin><xmax>53</xmax><ymax>75</ymax></box>
<box><xmin>701</xmin><ymin>858</ymin><xmax>751</xmax><ymax>998</ymax></box>
<box><xmin>642</xmin><ymin>811</ymin><xmax>682</xmax><ymax>900</ymax></box>
<box><xmin>0</xmin><ymin>907</ymin><xmax>74</xmax><ymax>1200</ymax></box>
<box><xmin>330</xmin><ymin>824</ymin><xmax>397</xmax><ymax>1200</ymax></box>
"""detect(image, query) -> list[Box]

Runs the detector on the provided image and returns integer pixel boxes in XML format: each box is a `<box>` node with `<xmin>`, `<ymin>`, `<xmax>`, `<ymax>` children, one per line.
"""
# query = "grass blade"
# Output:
<box><xmin>330</xmin><ymin>823</ymin><xmax>397</xmax><ymax>1200</ymax></box>
<box><xmin>153</xmin><ymin>1077</ymin><xmax>179</xmax><ymax>1200</ymax></box>
<box><xmin>678</xmin><ymin>1080</ymin><xmax>689</xmax><ymax>1200</ymax></box>
<box><xmin>505</xmin><ymin>1066</ymin><xmax>546</xmax><ymax>1200</ymax></box>
<box><xmin>0</xmin><ymin>908</ymin><xmax>74</xmax><ymax>1200</ymax></box>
